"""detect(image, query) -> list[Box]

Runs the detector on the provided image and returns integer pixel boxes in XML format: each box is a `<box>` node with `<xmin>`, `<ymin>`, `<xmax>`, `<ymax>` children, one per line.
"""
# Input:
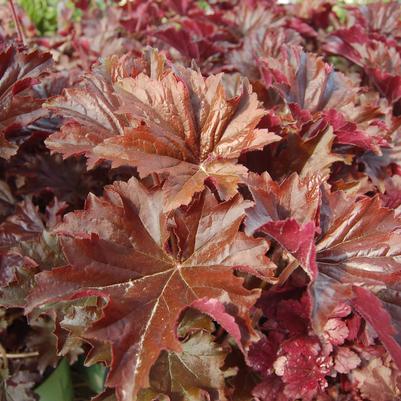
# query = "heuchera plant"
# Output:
<box><xmin>1</xmin><ymin>0</ymin><xmax>401</xmax><ymax>400</ymax></box>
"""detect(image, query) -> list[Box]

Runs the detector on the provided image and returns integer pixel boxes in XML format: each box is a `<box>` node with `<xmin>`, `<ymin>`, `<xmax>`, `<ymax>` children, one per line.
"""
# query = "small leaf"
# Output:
<box><xmin>35</xmin><ymin>358</ymin><xmax>73</xmax><ymax>401</ymax></box>
<box><xmin>143</xmin><ymin>331</ymin><xmax>228</xmax><ymax>401</ymax></box>
<box><xmin>82</xmin><ymin>363</ymin><xmax>107</xmax><ymax>394</ymax></box>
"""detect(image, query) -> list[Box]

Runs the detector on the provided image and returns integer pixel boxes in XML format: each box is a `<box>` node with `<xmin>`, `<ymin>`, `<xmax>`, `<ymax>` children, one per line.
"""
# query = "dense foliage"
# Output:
<box><xmin>1</xmin><ymin>0</ymin><xmax>401</xmax><ymax>400</ymax></box>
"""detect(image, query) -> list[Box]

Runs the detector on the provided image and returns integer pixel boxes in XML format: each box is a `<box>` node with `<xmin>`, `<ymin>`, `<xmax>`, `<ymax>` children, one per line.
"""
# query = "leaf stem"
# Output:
<box><xmin>6</xmin><ymin>351</ymin><xmax>39</xmax><ymax>359</ymax></box>
<box><xmin>0</xmin><ymin>344</ymin><xmax>39</xmax><ymax>367</ymax></box>
<box><xmin>8</xmin><ymin>0</ymin><xmax>26</xmax><ymax>46</ymax></box>
<box><xmin>276</xmin><ymin>256</ymin><xmax>299</xmax><ymax>286</ymax></box>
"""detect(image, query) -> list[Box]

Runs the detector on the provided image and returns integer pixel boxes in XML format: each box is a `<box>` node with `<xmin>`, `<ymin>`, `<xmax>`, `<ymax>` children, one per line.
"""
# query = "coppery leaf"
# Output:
<box><xmin>28</xmin><ymin>178</ymin><xmax>274</xmax><ymax>400</ymax></box>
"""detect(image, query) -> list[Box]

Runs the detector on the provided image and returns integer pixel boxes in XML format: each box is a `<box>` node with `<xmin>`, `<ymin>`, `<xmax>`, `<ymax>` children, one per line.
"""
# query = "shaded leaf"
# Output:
<box><xmin>34</xmin><ymin>358</ymin><xmax>73</xmax><ymax>401</ymax></box>
<box><xmin>0</xmin><ymin>46</ymin><xmax>52</xmax><ymax>159</ymax></box>
<box><xmin>143</xmin><ymin>331</ymin><xmax>227</xmax><ymax>401</ymax></box>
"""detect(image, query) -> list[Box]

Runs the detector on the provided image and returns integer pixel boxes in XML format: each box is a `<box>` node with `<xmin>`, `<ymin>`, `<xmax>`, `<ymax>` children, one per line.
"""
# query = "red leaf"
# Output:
<box><xmin>46</xmin><ymin>50</ymin><xmax>279</xmax><ymax>211</ymax></box>
<box><xmin>323</xmin><ymin>109</ymin><xmax>387</xmax><ymax>153</ymax></box>
<box><xmin>352</xmin><ymin>287</ymin><xmax>401</xmax><ymax>370</ymax></box>
<box><xmin>0</xmin><ymin>46</ymin><xmax>52</xmax><ymax>158</ymax></box>
<box><xmin>228</xmin><ymin>27</ymin><xmax>302</xmax><ymax>82</ymax></box>
<box><xmin>245</xmin><ymin>172</ymin><xmax>320</xmax><ymax>279</ymax></box>
<box><xmin>311</xmin><ymin>192</ymin><xmax>401</xmax><ymax>368</ymax></box>
<box><xmin>262</xmin><ymin>220</ymin><xmax>317</xmax><ymax>280</ymax></box>
<box><xmin>252</xmin><ymin>376</ymin><xmax>286</xmax><ymax>401</ymax></box>
<box><xmin>260</xmin><ymin>45</ymin><xmax>356</xmax><ymax>116</ymax></box>
<box><xmin>325</xmin><ymin>28</ymin><xmax>401</xmax><ymax>103</ymax></box>
<box><xmin>191</xmin><ymin>298</ymin><xmax>242</xmax><ymax>348</ymax></box>
<box><xmin>154</xmin><ymin>18</ymin><xmax>223</xmax><ymax>62</ymax></box>
<box><xmin>323</xmin><ymin>25</ymin><xmax>368</xmax><ymax>66</ymax></box>
<box><xmin>334</xmin><ymin>346</ymin><xmax>361</xmax><ymax>374</ymax></box>
<box><xmin>357</xmin><ymin>1</ymin><xmax>401</xmax><ymax>39</ymax></box>
<box><xmin>277</xmin><ymin>337</ymin><xmax>331</xmax><ymax>401</ymax></box>
<box><xmin>27</xmin><ymin>178</ymin><xmax>274</xmax><ymax>400</ymax></box>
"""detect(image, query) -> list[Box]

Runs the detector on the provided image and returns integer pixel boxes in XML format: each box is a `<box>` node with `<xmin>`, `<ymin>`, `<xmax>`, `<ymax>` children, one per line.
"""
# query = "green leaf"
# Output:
<box><xmin>18</xmin><ymin>0</ymin><xmax>58</xmax><ymax>35</ymax></box>
<box><xmin>197</xmin><ymin>0</ymin><xmax>211</xmax><ymax>11</ymax></box>
<box><xmin>333</xmin><ymin>5</ymin><xmax>347</xmax><ymax>24</ymax></box>
<box><xmin>35</xmin><ymin>358</ymin><xmax>73</xmax><ymax>401</ymax></box>
<box><xmin>17</xmin><ymin>0</ymin><xmax>81</xmax><ymax>35</ymax></box>
<box><xmin>83</xmin><ymin>363</ymin><xmax>107</xmax><ymax>394</ymax></box>
<box><xmin>73</xmin><ymin>355</ymin><xmax>107</xmax><ymax>395</ymax></box>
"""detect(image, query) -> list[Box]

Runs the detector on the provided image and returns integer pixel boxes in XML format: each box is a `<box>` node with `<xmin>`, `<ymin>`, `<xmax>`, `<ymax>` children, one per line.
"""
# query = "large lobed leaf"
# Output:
<box><xmin>261</xmin><ymin>45</ymin><xmax>356</xmax><ymax>115</ymax></box>
<box><xmin>45</xmin><ymin>49</ymin><xmax>280</xmax><ymax>211</ymax></box>
<box><xmin>28</xmin><ymin>177</ymin><xmax>275</xmax><ymax>401</ymax></box>
<box><xmin>313</xmin><ymin>191</ymin><xmax>401</xmax><ymax>367</ymax></box>
<box><xmin>324</xmin><ymin>25</ymin><xmax>401</xmax><ymax>104</ymax></box>
<box><xmin>260</xmin><ymin>45</ymin><xmax>389</xmax><ymax>153</ymax></box>
<box><xmin>245</xmin><ymin>172</ymin><xmax>401</xmax><ymax>369</ymax></box>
